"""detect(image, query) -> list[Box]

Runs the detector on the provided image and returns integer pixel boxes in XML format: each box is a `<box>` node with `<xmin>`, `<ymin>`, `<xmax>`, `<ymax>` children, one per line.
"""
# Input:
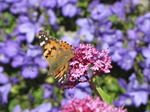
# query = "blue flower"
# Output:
<box><xmin>3</xmin><ymin>40</ymin><xmax>19</xmax><ymax>58</ymax></box>
<box><xmin>10</xmin><ymin>1</ymin><xmax>28</xmax><ymax>14</ymax></box>
<box><xmin>0</xmin><ymin>66</ymin><xmax>9</xmax><ymax>84</ymax></box>
<box><xmin>11</xmin><ymin>52</ymin><xmax>25</xmax><ymax>68</ymax></box>
<box><xmin>13</xmin><ymin>105</ymin><xmax>22</xmax><ymax>112</ymax></box>
<box><xmin>57</xmin><ymin>0</ymin><xmax>68</xmax><ymax>7</ymax></box>
<box><xmin>4</xmin><ymin>0</ymin><xmax>20</xmax><ymax>3</ymax></box>
<box><xmin>21</xmin><ymin>62</ymin><xmax>39</xmax><ymax>79</ymax></box>
<box><xmin>76</xmin><ymin>18</ymin><xmax>95</xmax><ymax>33</ymax></box>
<box><xmin>0</xmin><ymin>83</ymin><xmax>12</xmax><ymax>104</ymax></box>
<box><xmin>62</xmin><ymin>82</ymin><xmax>92</xmax><ymax>105</ymax></box>
<box><xmin>62</xmin><ymin>3</ymin><xmax>78</xmax><ymax>17</ymax></box>
<box><xmin>117</xmin><ymin>50</ymin><xmax>136</xmax><ymax>70</ymax></box>
<box><xmin>42</xmin><ymin>0</ymin><xmax>57</xmax><ymax>8</ymax></box>
<box><xmin>90</xmin><ymin>4</ymin><xmax>112</xmax><ymax>21</ymax></box>
<box><xmin>143</xmin><ymin>58</ymin><xmax>150</xmax><ymax>81</ymax></box>
<box><xmin>110</xmin><ymin>1</ymin><xmax>125</xmax><ymax>19</ymax></box>
<box><xmin>61</xmin><ymin>35</ymin><xmax>80</xmax><ymax>45</ymax></box>
<box><xmin>30</xmin><ymin>103</ymin><xmax>52</xmax><ymax>112</ymax></box>
<box><xmin>116</xmin><ymin>73</ymin><xmax>149</xmax><ymax>107</ymax></box>
<box><xmin>0</xmin><ymin>2</ymin><xmax>9</xmax><ymax>12</ymax></box>
<box><xmin>136</xmin><ymin>12</ymin><xmax>150</xmax><ymax>43</ymax></box>
<box><xmin>42</xmin><ymin>84</ymin><xmax>54</xmax><ymax>99</ymax></box>
<box><xmin>77</xmin><ymin>28</ymin><xmax>94</xmax><ymax>42</ymax></box>
<box><xmin>142</xmin><ymin>44</ymin><xmax>150</xmax><ymax>59</ymax></box>
<box><xmin>47</xmin><ymin>9</ymin><xmax>57</xmax><ymax>25</ymax></box>
<box><xmin>0</xmin><ymin>42</ymin><xmax>10</xmax><ymax>64</ymax></box>
<box><xmin>18</xmin><ymin>22</ymin><xmax>41</xmax><ymax>43</ymax></box>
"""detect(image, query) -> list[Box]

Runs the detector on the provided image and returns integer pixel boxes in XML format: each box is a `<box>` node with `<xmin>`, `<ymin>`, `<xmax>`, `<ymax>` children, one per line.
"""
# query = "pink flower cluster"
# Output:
<box><xmin>59</xmin><ymin>96</ymin><xmax>127</xmax><ymax>112</ymax></box>
<box><xmin>59</xmin><ymin>43</ymin><xmax>112</xmax><ymax>89</ymax></box>
<box><xmin>69</xmin><ymin>43</ymin><xmax>112</xmax><ymax>81</ymax></box>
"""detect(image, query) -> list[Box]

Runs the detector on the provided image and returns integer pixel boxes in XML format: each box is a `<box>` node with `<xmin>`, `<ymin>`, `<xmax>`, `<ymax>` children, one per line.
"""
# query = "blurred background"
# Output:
<box><xmin>0</xmin><ymin>0</ymin><xmax>150</xmax><ymax>112</ymax></box>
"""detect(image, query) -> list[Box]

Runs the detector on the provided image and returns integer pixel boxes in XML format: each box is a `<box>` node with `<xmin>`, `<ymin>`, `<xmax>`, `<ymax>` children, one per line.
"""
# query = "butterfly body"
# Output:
<box><xmin>38</xmin><ymin>30</ymin><xmax>74</xmax><ymax>83</ymax></box>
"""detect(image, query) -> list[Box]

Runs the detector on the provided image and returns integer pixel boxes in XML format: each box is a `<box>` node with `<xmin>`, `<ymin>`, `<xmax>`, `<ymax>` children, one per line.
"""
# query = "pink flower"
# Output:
<box><xmin>59</xmin><ymin>96</ymin><xmax>127</xmax><ymax>112</ymax></box>
<box><xmin>70</xmin><ymin>43</ymin><xmax>112</xmax><ymax>78</ymax></box>
<box><xmin>59</xmin><ymin>43</ymin><xmax>112</xmax><ymax>89</ymax></box>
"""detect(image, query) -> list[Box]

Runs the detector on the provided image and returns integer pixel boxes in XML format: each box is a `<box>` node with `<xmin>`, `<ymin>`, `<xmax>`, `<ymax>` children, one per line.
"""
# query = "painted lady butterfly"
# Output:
<box><xmin>38</xmin><ymin>30</ymin><xmax>74</xmax><ymax>83</ymax></box>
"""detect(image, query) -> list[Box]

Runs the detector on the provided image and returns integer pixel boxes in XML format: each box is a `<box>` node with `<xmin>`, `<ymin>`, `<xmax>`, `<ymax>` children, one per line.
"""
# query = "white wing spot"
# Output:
<box><xmin>45</xmin><ymin>37</ymin><xmax>48</xmax><ymax>40</ymax></box>
<box><xmin>58</xmin><ymin>77</ymin><xmax>63</xmax><ymax>82</ymax></box>
<box><xmin>40</xmin><ymin>41</ymin><xmax>45</xmax><ymax>46</ymax></box>
<box><xmin>39</xmin><ymin>36</ymin><xmax>41</xmax><ymax>39</ymax></box>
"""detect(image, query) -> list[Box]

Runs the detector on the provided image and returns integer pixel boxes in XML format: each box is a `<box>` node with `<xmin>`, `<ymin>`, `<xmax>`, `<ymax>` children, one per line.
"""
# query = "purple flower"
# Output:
<box><xmin>30</xmin><ymin>103</ymin><xmax>52</xmax><ymax>112</ymax></box>
<box><xmin>143</xmin><ymin>69</ymin><xmax>150</xmax><ymax>81</ymax></box>
<box><xmin>127</xmin><ymin>28</ymin><xmax>143</xmax><ymax>42</ymax></box>
<box><xmin>118</xmin><ymin>78</ymin><xmax>128</xmax><ymax>90</ymax></box>
<box><xmin>0</xmin><ymin>83</ymin><xmax>12</xmax><ymax>104</ymax></box>
<box><xmin>28</xmin><ymin>93</ymin><xmax>35</xmax><ymax>102</ymax></box>
<box><xmin>18</xmin><ymin>22</ymin><xmax>41</xmax><ymax>43</ymax></box>
<box><xmin>0</xmin><ymin>69</ymin><xmax>9</xmax><ymax>84</ymax></box>
<box><xmin>34</xmin><ymin>57</ymin><xmax>48</xmax><ymax>68</ymax></box>
<box><xmin>4</xmin><ymin>0</ymin><xmax>20</xmax><ymax>3</ymax></box>
<box><xmin>62</xmin><ymin>3</ymin><xmax>78</xmax><ymax>17</ymax></box>
<box><xmin>10</xmin><ymin>77</ymin><xmax>19</xmax><ymax>84</ymax></box>
<box><xmin>57</xmin><ymin>0</ymin><xmax>68</xmax><ymax>7</ymax></box>
<box><xmin>3</xmin><ymin>40</ymin><xmax>19</xmax><ymax>58</ymax></box>
<box><xmin>77</xmin><ymin>28</ymin><xmax>94</xmax><ymax>42</ymax></box>
<box><xmin>90</xmin><ymin>4</ymin><xmax>112</xmax><ymax>21</ymax></box>
<box><xmin>38</xmin><ymin>14</ymin><xmax>47</xmax><ymax>25</ymax></box>
<box><xmin>98</xmin><ymin>20</ymin><xmax>112</xmax><ymax>34</ymax></box>
<box><xmin>21</xmin><ymin>64</ymin><xmax>39</xmax><ymax>79</ymax></box>
<box><xmin>116</xmin><ymin>73</ymin><xmax>149</xmax><ymax>107</ymax></box>
<box><xmin>114</xmin><ymin>94</ymin><xmax>134</xmax><ymax>107</ymax></box>
<box><xmin>10</xmin><ymin>1</ymin><xmax>27</xmax><ymax>14</ymax></box>
<box><xmin>13</xmin><ymin>105</ymin><xmax>22</xmax><ymax>112</ymax></box>
<box><xmin>27</xmin><ymin>45</ymin><xmax>42</xmax><ymax>57</ymax></box>
<box><xmin>110</xmin><ymin>2</ymin><xmax>125</xmax><ymax>19</ymax></box>
<box><xmin>136</xmin><ymin>12</ymin><xmax>150</xmax><ymax>43</ymax></box>
<box><xmin>0</xmin><ymin>49</ymin><xmax>10</xmax><ymax>64</ymax></box>
<box><xmin>42</xmin><ymin>0</ymin><xmax>57</xmax><ymax>8</ymax></box>
<box><xmin>0</xmin><ymin>2</ymin><xmax>9</xmax><ymax>12</ymax></box>
<box><xmin>47</xmin><ymin>9</ymin><xmax>57</xmax><ymax>25</ymax></box>
<box><xmin>128</xmin><ymin>84</ymin><xmax>149</xmax><ymax>107</ymax></box>
<box><xmin>42</xmin><ymin>84</ymin><xmax>54</xmax><ymax>99</ymax></box>
<box><xmin>76</xmin><ymin>18</ymin><xmax>95</xmax><ymax>33</ymax></box>
<box><xmin>17</xmin><ymin>15</ymin><xmax>30</xmax><ymax>24</ymax></box>
<box><xmin>143</xmin><ymin>58</ymin><xmax>150</xmax><ymax>81</ymax></box>
<box><xmin>132</xmin><ymin>0</ymin><xmax>142</xmax><ymax>5</ymax></box>
<box><xmin>11</xmin><ymin>53</ymin><xmax>25</xmax><ymax>68</ymax></box>
<box><xmin>101</xmin><ymin>30</ymin><xmax>124</xmax><ymax>45</ymax></box>
<box><xmin>64</xmin><ymin>82</ymin><xmax>91</xmax><ymax>100</ymax></box>
<box><xmin>51</xmin><ymin>106</ymin><xmax>59</xmax><ymax>112</ymax></box>
<box><xmin>142</xmin><ymin>44</ymin><xmax>150</xmax><ymax>58</ymax></box>
<box><xmin>117</xmin><ymin>51</ymin><xmax>136</xmax><ymax>70</ymax></box>
<box><xmin>61</xmin><ymin>35</ymin><xmax>80</xmax><ymax>45</ymax></box>
<box><xmin>110</xmin><ymin>42</ymin><xmax>124</xmax><ymax>62</ymax></box>
<box><xmin>28</xmin><ymin>0</ymin><xmax>41</xmax><ymax>8</ymax></box>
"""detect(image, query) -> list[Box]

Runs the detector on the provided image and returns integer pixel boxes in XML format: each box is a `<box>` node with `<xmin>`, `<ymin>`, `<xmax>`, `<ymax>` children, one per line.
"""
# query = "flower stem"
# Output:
<box><xmin>85</xmin><ymin>76</ymin><xmax>103</xmax><ymax>101</ymax></box>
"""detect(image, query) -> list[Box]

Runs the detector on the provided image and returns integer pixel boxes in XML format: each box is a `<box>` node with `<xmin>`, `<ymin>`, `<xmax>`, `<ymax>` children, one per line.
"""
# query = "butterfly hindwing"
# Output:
<box><xmin>50</xmin><ymin>63</ymin><xmax>69</xmax><ymax>83</ymax></box>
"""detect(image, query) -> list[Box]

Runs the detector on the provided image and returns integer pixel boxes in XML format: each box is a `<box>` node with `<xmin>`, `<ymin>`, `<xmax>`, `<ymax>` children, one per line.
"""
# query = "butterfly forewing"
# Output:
<box><xmin>38</xmin><ymin>30</ymin><xmax>60</xmax><ymax>67</ymax></box>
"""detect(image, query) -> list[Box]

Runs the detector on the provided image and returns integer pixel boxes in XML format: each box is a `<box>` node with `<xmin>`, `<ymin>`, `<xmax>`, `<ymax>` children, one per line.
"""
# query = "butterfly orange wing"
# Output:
<box><xmin>38</xmin><ymin>30</ymin><xmax>74</xmax><ymax>83</ymax></box>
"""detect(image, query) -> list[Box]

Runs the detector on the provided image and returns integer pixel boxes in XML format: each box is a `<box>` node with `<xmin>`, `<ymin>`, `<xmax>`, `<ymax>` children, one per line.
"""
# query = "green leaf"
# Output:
<box><xmin>96</xmin><ymin>86</ymin><xmax>113</xmax><ymax>104</ymax></box>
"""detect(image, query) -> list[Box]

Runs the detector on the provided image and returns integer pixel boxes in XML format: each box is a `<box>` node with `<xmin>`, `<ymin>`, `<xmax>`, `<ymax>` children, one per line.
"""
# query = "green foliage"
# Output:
<box><xmin>93</xmin><ymin>75</ymin><xmax>125</xmax><ymax>100</ymax></box>
<box><xmin>96</xmin><ymin>86</ymin><xmax>113</xmax><ymax>104</ymax></box>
